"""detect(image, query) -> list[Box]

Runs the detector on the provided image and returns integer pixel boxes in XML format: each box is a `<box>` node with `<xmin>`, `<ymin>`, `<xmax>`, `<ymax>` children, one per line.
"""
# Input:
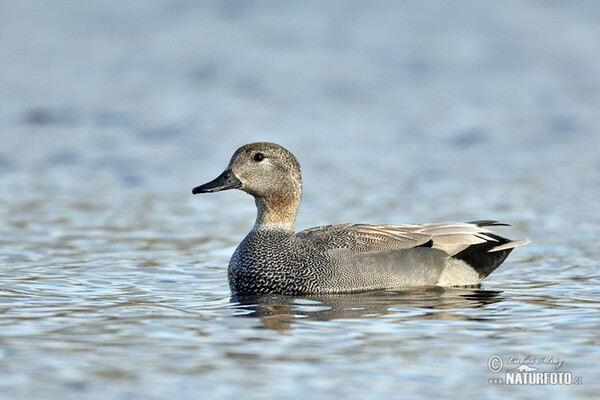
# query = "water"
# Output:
<box><xmin>1</xmin><ymin>1</ymin><xmax>599</xmax><ymax>399</ymax></box>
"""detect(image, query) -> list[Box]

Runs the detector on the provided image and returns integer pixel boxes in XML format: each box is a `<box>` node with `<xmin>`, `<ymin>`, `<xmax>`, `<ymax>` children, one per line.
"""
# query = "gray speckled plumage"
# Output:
<box><xmin>193</xmin><ymin>142</ymin><xmax>529</xmax><ymax>295</ymax></box>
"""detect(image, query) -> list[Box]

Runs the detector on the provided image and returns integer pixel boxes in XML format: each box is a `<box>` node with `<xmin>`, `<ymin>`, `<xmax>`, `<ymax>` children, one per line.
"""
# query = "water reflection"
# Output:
<box><xmin>231</xmin><ymin>287</ymin><xmax>503</xmax><ymax>330</ymax></box>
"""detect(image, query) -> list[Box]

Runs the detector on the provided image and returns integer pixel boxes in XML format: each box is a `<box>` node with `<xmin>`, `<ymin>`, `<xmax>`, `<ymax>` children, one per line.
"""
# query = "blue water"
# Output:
<box><xmin>1</xmin><ymin>1</ymin><xmax>599</xmax><ymax>399</ymax></box>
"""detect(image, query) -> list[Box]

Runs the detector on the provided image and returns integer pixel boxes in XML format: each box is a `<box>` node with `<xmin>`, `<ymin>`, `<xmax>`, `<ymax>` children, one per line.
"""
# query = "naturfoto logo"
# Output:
<box><xmin>487</xmin><ymin>354</ymin><xmax>583</xmax><ymax>386</ymax></box>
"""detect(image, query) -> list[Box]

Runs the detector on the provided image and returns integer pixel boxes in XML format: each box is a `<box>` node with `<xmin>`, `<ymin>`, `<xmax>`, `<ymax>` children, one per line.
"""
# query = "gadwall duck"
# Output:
<box><xmin>193</xmin><ymin>142</ymin><xmax>529</xmax><ymax>295</ymax></box>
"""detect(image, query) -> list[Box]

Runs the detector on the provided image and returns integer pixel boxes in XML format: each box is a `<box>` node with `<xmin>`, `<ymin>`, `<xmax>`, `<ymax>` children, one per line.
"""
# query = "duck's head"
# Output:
<box><xmin>193</xmin><ymin>142</ymin><xmax>302</xmax><ymax>202</ymax></box>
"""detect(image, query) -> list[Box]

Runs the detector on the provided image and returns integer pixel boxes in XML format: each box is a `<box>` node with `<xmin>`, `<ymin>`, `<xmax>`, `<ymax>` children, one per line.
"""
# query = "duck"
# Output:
<box><xmin>193</xmin><ymin>142</ymin><xmax>529</xmax><ymax>295</ymax></box>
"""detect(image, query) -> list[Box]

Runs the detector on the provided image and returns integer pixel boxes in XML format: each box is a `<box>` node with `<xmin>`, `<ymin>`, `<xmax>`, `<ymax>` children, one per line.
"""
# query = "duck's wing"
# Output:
<box><xmin>297</xmin><ymin>220</ymin><xmax>529</xmax><ymax>290</ymax></box>
<box><xmin>297</xmin><ymin>220</ymin><xmax>527</xmax><ymax>256</ymax></box>
<box><xmin>296</xmin><ymin>222</ymin><xmax>426</xmax><ymax>251</ymax></box>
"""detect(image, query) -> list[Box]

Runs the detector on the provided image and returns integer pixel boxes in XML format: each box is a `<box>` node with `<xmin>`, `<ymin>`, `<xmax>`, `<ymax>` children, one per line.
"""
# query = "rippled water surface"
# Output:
<box><xmin>1</xmin><ymin>2</ymin><xmax>599</xmax><ymax>399</ymax></box>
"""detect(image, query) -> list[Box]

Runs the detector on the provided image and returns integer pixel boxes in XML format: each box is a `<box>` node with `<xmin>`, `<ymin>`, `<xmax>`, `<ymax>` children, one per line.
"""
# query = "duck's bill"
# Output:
<box><xmin>192</xmin><ymin>169</ymin><xmax>242</xmax><ymax>194</ymax></box>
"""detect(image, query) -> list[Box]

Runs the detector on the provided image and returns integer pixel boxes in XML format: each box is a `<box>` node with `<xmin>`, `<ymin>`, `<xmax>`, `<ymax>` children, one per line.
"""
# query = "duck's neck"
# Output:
<box><xmin>252</xmin><ymin>195</ymin><xmax>300</xmax><ymax>233</ymax></box>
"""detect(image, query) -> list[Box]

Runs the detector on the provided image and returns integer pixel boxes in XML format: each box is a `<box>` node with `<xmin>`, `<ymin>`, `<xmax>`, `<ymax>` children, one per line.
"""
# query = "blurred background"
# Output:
<box><xmin>1</xmin><ymin>1</ymin><xmax>599</xmax><ymax>399</ymax></box>
<box><xmin>2</xmin><ymin>1</ymin><xmax>598</xmax><ymax>227</ymax></box>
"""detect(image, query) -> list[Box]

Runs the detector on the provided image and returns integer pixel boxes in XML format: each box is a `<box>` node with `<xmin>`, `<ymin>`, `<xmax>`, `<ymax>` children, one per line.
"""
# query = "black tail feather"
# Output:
<box><xmin>452</xmin><ymin>233</ymin><xmax>513</xmax><ymax>279</ymax></box>
<box><xmin>468</xmin><ymin>220</ymin><xmax>510</xmax><ymax>227</ymax></box>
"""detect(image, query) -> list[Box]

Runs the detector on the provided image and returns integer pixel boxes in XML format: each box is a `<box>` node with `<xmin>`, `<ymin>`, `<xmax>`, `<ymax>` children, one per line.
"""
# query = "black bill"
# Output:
<box><xmin>192</xmin><ymin>169</ymin><xmax>242</xmax><ymax>194</ymax></box>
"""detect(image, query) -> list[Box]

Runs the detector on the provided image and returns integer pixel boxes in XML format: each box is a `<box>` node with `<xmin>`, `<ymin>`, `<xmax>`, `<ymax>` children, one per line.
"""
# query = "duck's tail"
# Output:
<box><xmin>436</xmin><ymin>220</ymin><xmax>529</xmax><ymax>286</ymax></box>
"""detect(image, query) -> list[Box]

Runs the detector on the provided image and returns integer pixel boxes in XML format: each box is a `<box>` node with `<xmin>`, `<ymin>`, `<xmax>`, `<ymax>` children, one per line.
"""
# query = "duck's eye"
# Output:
<box><xmin>253</xmin><ymin>153</ymin><xmax>264</xmax><ymax>162</ymax></box>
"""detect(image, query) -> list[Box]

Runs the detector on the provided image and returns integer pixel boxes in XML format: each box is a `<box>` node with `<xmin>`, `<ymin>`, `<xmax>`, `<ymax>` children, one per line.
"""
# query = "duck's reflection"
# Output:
<box><xmin>231</xmin><ymin>286</ymin><xmax>503</xmax><ymax>330</ymax></box>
